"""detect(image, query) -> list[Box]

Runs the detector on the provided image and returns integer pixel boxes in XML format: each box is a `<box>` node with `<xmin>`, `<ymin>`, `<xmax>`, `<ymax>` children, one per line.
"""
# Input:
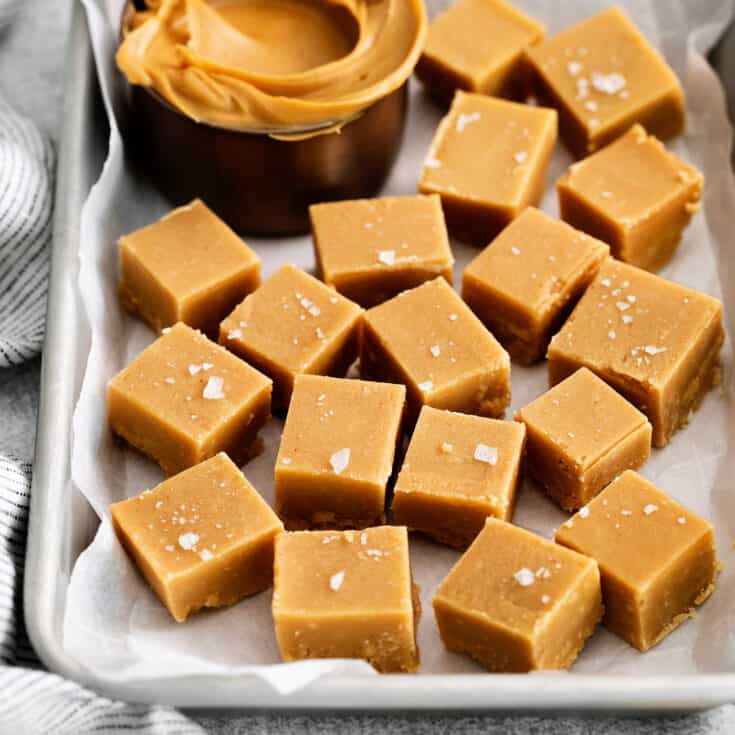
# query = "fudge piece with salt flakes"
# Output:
<box><xmin>360</xmin><ymin>277</ymin><xmax>511</xmax><ymax>422</ymax></box>
<box><xmin>310</xmin><ymin>194</ymin><xmax>454</xmax><ymax>308</ymax></box>
<box><xmin>547</xmin><ymin>259</ymin><xmax>723</xmax><ymax>448</ymax></box>
<box><xmin>275</xmin><ymin>375</ymin><xmax>405</xmax><ymax>530</ymax></box>
<box><xmin>557</xmin><ymin>126</ymin><xmax>703</xmax><ymax>271</ymax></box>
<box><xmin>219</xmin><ymin>264</ymin><xmax>363</xmax><ymax>409</ymax></box>
<box><xmin>433</xmin><ymin>518</ymin><xmax>602</xmax><ymax>672</ymax></box>
<box><xmin>415</xmin><ymin>0</ymin><xmax>544</xmax><ymax>103</ymax></box>
<box><xmin>418</xmin><ymin>91</ymin><xmax>557</xmax><ymax>244</ymax></box>
<box><xmin>462</xmin><ymin>207</ymin><xmax>609</xmax><ymax>364</ymax></box>
<box><xmin>556</xmin><ymin>471</ymin><xmax>718</xmax><ymax>651</ymax></box>
<box><xmin>118</xmin><ymin>199</ymin><xmax>260</xmax><ymax>337</ymax></box>
<box><xmin>273</xmin><ymin>526</ymin><xmax>420</xmax><ymax>673</ymax></box>
<box><xmin>111</xmin><ymin>453</ymin><xmax>283</xmax><ymax>622</ymax></box>
<box><xmin>515</xmin><ymin>368</ymin><xmax>651</xmax><ymax>511</ymax></box>
<box><xmin>108</xmin><ymin>322</ymin><xmax>272</xmax><ymax>475</ymax></box>
<box><xmin>391</xmin><ymin>406</ymin><xmax>526</xmax><ymax>549</ymax></box>
<box><xmin>525</xmin><ymin>6</ymin><xmax>685</xmax><ymax>157</ymax></box>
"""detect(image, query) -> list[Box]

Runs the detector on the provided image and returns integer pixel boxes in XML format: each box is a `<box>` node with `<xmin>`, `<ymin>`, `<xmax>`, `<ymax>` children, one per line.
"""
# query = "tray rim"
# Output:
<box><xmin>23</xmin><ymin>0</ymin><xmax>735</xmax><ymax>712</ymax></box>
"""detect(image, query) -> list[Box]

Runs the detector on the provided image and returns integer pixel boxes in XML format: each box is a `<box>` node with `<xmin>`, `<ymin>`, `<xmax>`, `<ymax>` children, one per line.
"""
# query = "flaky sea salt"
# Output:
<box><xmin>579</xmin><ymin>506</ymin><xmax>589</xmax><ymax>518</ymax></box>
<box><xmin>643</xmin><ymin>504</ymin><xmax>659</xmax><ymax>515</ymax></box>
<box><xmin>456</xmin><ymin>111</ymin><xmax>481</xmax><ymax>133</ymax></box>
<box><xmin>644</xmin><ymin>345</ymin><xmax>667</xmax><ymax>356</ymax></box>
<box><xmin>591</xmin><ymin>71</ymin><xmax>627</xmax><ymax>95</ymax></box>
<box><xmin>513</xmin><ymin>567</ymin><xmax>535</xmax><ymax>587</ymax></box>
<box><xmin>330</xmin><ymin>448</ymin><xmax>351</xmax><ymax>475</ymax></box>
<box><xmin>199</xmin><ymin>549</ymin><xmax>214</xmax><ymax>561</ymax></box>
<box><xmin>203</xmin><ymin>376</ymin><xmax>225</xmax><ymax>400</ymax></box>
<box><xmin>418</xmin><ymin>380</ymin><xmax>434</xmax><ymax>393</ymax></box>
<box><xmin>377</xmin><ymin>250</ymin><xmax>396</xmax><ymax>266</ymax></box>
<box><xmin>329</xmin><ymin>570</ymin><xmax>345</xmax><ymax>591</ymax></box>
<box><xmin>178</xmin><ymin>532</ymin><xmax>199</xmax><ymax>551</ymax></box>
<box><xmin>514</xmin><ymin>151</ymin><xmax>528</xmax><ymax>165</ymax></box>
<box><xmin>474</xmin><ymin>444</ymin><xmax>498</xmax><ymax>465</ymax></box>
<box><xmin>227</xmin><ymin>329</ymin><xmax>243</xmax><ymax>340</ymax></box>
<box><xmin>430</xmin><ymin>344</ymin><xmax>441</xmax><ymax>357</ymax></box>
<box><xmin>567</xmin><ymin>61</ymin><xmax>583</xmax><ymax>76</ymax></box>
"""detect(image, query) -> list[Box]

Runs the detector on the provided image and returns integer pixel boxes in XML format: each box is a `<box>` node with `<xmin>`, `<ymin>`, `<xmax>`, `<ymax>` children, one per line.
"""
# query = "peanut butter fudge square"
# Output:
<box><xmin>310</xmin><ymin>194</ymin><xmax>454</xmax><ymax>308</ymax></box>
<box><xmin>556</xmin><ymin>471</ymin><xmax>718</xmax><ymax>651</ymax></box>
<box><xmin>275</xmin><ymin>375</ymin><xmax>405</xmax><ymax>530</ymax></box>
<box><xmin>433</xmin><ymin>518</ymin><xmax>602</xmax><ymax>672</ymax></box>
<box><xmin>462</xmin><ymin>207</ymin><xmax>609</xmax><ymax>364</ymax></box>
<box><xmin>557</xmin><ymin>125</ymin><xmax>703</xmax><ymax>272</ymax></box>
<box><xmin>419</xmin><ymin>91</ymin><xmax>557</xmax><ymax>244</ymax></box>
<box><xmin>516</xmin><ymin>368</ymin><xmax>651</xmax><ymax>511</ymax></box>
<box><xmin>219</xmin><ymin>264</ymin><xmax>363</xmax><ymax>409</ymax></box>
<box><xmin>273</xmin><ymin>526</ymin><xmax>420</xmax><ymax>673</ymax></box>
<box><xmin>415</xmin><ymin>0</ymin><xmax>544</xmax><ymax>103</ymax></box>
<box><xmin>108</xmin><ymin>322</ymin><xmax>272</xmax><ymax>475</ymax></box>
<box><xmin>119</xmin><ymin>199</ymin><xmax>260</xmax><ymax>337</ymax></box>
<box><xmin>392</xmin><ymin>406</ymin><xmax>526</xmax><ymax>549</ymax></box>
<box><xmin>547</xmin><ymin>259</ymin><xmax>723</xmax><ymax>448</ymax></box>
<box><xmin>361</xmin><ymin>277</ymin><xmax>511</xmax><ymax>422</ymax></box>
<box><xmin>525</xmin><ymin>6</ymin><xmax>685</xmax><ymax>157</ymax></box>
<box><xmin>111</xmin><ymin>453</ymin><xmax>283</xmax><ymax>622</ymax></box>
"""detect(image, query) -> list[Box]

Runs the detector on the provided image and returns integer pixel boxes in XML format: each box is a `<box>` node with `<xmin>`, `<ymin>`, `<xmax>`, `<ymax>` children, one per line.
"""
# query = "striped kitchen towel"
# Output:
<box><xmin>0</xmin><ymin>88</ymin><xmax>206</xmax><ymax>732</ymax></box>
<box><xmin>0</xmin><ymin>95</ymin><xmax>53</xmax><ymax>368</ymax></box>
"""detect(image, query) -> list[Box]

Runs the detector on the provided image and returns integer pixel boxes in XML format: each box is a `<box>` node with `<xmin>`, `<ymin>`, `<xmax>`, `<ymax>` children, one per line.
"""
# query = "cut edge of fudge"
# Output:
<box><xmin>432</xmin><ymin>518</ymin><xmax>603</xmax><ymax>672</ymax></box>
<box><xmin>524</xmin><ymin>6</ymin><xmax>685</xmax><ymax>158</ymax></box>
<box><xmin>547</xmin><ymin>261</ymin><xmax>724</xmax><ymax>448</ymax></box>
<box><xmin>107</xmin><ymin>322</ymin><xmax>273</xmax><ymax>475</ymax></box>
<box><xmin>555</xmin><ymin>471</ymin><xmax>719</xmax><ymax>651</ymax></box>
<box><xmin>556</xmin><ymin>126</ymin><xmax>703</xmax><ymax>271</ymax></box>
<box><xmin>272</xmin><ymin>526</ymin><xmax>421</xmax><ymax>673</ymax></box>
<box><xmin>415</xmin><ymin>0</ymin><xmax>545</xmax><ymax>104</ymax></box>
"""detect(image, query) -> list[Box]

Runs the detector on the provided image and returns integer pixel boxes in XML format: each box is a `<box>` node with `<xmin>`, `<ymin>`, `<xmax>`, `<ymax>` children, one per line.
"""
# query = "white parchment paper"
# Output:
<box><xmin>68</xmin><ymin>0</ymin><xmax>735</xmax><ymax>694</ymax></box>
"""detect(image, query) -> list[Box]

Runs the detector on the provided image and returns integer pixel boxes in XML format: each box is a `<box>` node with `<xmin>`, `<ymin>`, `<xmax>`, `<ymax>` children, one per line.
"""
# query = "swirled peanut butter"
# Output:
<box><xmin>117</xmin><ymin>0</ymin><xmax>427</xmax><ymax>131</ymax></box>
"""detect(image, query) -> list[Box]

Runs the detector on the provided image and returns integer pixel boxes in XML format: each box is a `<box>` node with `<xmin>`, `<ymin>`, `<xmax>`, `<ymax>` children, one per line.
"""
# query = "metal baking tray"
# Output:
<box><xmin>24</xmin><ymin>1</ymin><xmax>735</xmax><ymax>711</ymax></box>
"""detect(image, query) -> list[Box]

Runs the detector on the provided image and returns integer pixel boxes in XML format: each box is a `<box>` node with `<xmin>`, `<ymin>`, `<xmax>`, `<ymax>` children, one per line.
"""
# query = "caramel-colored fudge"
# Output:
<box><xmin>310</xmin><ymin>195</ymin><xmax>454</xmax><ymax>308</ymax></box>
<box><xmin>525</xmin><ymin>6</ymin><xmax>685</xmax><ymax>158</ymax></box>
<box><xmin>557</xmin><ymin>125</ymin><xmax>703</xmax><ymax>272</ymax></box>
<box><xmin>462</xmin><ymin>207</ymin><xmax>609</xmax><ymax>364</ymax></box>
<box><xmin>547</xmin><ymin>259</ymin><xmax>723</xmax><ymax>448</ymax></box>
<box><xmin>419</xmin><ymin>92</ymin><xmax>557</xmax><ymax>244</ymax></box>
<box><xmin>219</xmin><ymin>264</ymin><xmax>363</xmax><ymax>409</ymax></box>
<box><xmin>273</xmin><ymin>526</ymin><xmax>419</xmax><ymax>673</ymax></box>
<box><xmin>361</xmin><ymin>277</ymin><xmax>511</xmax><ymax>422</ymax></box>
<box><xmin>415</xmin><ymin>0</ymin><xmax>544</xmax><ymax>103</ymax></box>
<box><xmin>556</xmin><ymin>471</ymin><xmax>717</xmax><ymax>651</ymax></box>
<box><xmin>516</xmin><ymin>368</ymin><xmax>651</xmax><ymax>511</ymax></box>
<box><xmin>108</xmin><ymin>322</ymin><xmax>272</xmax><ymax>475</ymax></box>
<box><xmin>433</xmin><ymin>518</ymin><xmax>602</xmax><ymax>672</ymax></box>
<box><xmin>275</xmin><ymin>375</ymin><xmax>405</xmax><ymax>530</ymax></box>
<box><xmin>392</xmin><ymin>406</ymin><xmax>526</xmax><ymax>549</ymax></box>
<box><xmin>111</xmin><ymin>453</ymin><xmax>283</xmax><ymax>622</ymax></box>
<box><xmin>119</xmin><ymin>199</ymin><xmax>260</xmax><ymax>336</ymax></box>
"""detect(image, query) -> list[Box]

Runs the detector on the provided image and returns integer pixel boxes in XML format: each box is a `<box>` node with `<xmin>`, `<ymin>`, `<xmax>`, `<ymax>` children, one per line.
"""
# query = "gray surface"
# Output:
<box><xmin>3</xmin><ymin>0</ymin><xmax>734</xmax><ymax>731</ymax></box>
